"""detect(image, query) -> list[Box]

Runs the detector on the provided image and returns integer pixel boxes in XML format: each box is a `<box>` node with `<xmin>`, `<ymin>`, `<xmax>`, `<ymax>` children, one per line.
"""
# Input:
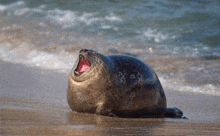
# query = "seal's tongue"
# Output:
<box><xmin>77</xmin><ymin>57</ymin><xmax>90</xmax><ymax>73</ymax></box>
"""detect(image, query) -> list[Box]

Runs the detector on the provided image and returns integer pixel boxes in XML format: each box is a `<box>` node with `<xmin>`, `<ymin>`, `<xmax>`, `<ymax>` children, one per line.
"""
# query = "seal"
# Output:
<box><xmin>67</xmin><ymin>49</ymin><xmax>183</xmax><ymax>118</ymax></box>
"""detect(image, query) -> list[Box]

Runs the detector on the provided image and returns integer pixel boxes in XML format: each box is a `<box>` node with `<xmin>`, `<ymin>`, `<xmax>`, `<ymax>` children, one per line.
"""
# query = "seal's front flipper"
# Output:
<box><xmin>164</xmin><ymin>107</ymin><xmax>183</xmax><ymax>118</ymax></box>
<box><xmin>95</xmin><ymin>102</ymin><xmax>117</xmax><ymax>117</ymax></box>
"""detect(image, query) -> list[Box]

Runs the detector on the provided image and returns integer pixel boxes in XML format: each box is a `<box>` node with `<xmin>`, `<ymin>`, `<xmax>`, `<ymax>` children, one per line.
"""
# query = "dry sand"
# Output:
<box><xmin>1</xmin><ymin>60</ymin><xmax>220</xmax><ymax>135</ymax></box>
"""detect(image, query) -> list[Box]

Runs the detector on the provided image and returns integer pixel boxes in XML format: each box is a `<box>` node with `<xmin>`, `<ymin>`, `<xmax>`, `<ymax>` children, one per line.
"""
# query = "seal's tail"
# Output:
<box><xmin>164</xmin><ymin>107</ymin><xmax>184</xmax><ymax>118</ymax></box>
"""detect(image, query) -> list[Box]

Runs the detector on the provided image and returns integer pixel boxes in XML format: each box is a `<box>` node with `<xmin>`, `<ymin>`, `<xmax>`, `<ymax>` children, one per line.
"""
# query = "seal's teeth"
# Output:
<box><xmin>74</xmin><ymin>71</ymin><xmax>79</xmax><ymax>75</ymax></box>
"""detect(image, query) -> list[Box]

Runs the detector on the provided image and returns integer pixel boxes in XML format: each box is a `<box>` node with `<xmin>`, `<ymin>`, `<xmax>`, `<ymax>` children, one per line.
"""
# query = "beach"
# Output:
<box><xmin>1</xmin><ymin>60</ymin><xmax>220</xmax><ymax>135</ymax></box>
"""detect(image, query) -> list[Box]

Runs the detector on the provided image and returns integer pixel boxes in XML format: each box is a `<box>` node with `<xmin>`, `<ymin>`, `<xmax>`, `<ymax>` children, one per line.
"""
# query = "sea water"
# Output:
<box><xmin>0</xmin><ymin>0</ymin><xmax>219</xmax><ymax>96</ymax></box>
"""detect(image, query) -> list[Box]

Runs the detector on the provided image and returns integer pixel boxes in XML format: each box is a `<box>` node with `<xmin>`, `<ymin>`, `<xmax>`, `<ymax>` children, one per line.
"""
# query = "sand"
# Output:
<box><xmin>1</xmin><ymin>60</ymin><xmax>220</xmax><ymax>135</ymax></box>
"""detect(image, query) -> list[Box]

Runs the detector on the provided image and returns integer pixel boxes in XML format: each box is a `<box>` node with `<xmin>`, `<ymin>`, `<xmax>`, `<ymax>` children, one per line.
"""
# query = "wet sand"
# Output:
<box><xmin>1</xmin><ymin>60</ymin><xmax>220</xmax><ymax>135</ymax></box>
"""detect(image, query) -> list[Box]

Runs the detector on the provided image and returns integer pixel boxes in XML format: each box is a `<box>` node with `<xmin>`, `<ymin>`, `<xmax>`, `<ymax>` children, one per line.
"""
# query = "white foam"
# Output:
<box><xmin>36</xmin><ymin>4</ymin><xmax>47</xmax><ymax>10</ymax></box>
<box><xmin>143</xmin><ymin>28</ymin><xmax>176</xmax><ymax>43</ymax></box>
<box><xmin>0</xmin><ymin>1</ymin><xmax>34</xmax><ymax>16</ymax></box>
<box><xmin>100</xmin><ymin>25</ymin><xmax>118</xmax><ymax>31</ymax></box>
<box><xmin>39</xmin><ymin>22</ymin><xmax>47</xmax><ymax>27</ymax></box>
<box><xmin>160</xmin><ymin>77</ymin><xmax>220</xmax><ymax>96</ymax></box>
<box><xmin>129</xmin><ymin>48</ymin><xmax>144</xmax><ymax>54</ymax></box>
<box><xmin>46</xmin><ymin>8</ymin><xmax>123</xmax><ymax>29</ymax></box>
<box><xmin>32</xmin><ymin>5</ymin><xmax>46</xmax><ymax>14</ymax></box>
<box><xmin>14</xmin><ymin>7</ymin><xmax>30</xmax><ymax>16</ymax></box>
<box><xmin>47</xmin><ymin>9</ymin><xmax>92</xmax><ymax>27</ymax></box>
<box><xmin>105</xmin><ymin>12</ymin><xmax>123</xmax><ymax>22</ymax></box>
<box><xmin>0</xmin><ymin>43</ymin><xmax>77</xmax><ymax>73</ymax></box>
<box><xmin>0</xmin><ymin>4</ymin><xmax>6</xmax><ymax>11</ymax></box>
<box><xmin>1</xmin><ymin>1</ymin><xmax>25</xmax><ymax>11</ymax></box>
<box><xmin>79</xmin><ymin>12</ymin><xmax>101</xmax><ymax>26</ymax></box>
<box><xmin>28</xmin><ymin>51</ymin><xmax>72</xmax><ymax>71</ymax></box>
<box><xmin>101</xmin><ymin>25</ymin><xmax>112</xmax><ymax>29</ymax></box>
<box><xmin>47</xmin><ymin>8</ymin><xmax>78</xmax><ymax>28</ymax></box>
<box><xmin>10</xmin><ymin>1</ymin><xmax>25</xmax><ymax>7</ymax></box>
<box><xmin>1</xmin><ymin>1</ymin><xmax>122</xmax><ymax>31</ymax></box>
<box><xmin>5</xmin><ymin>1</ymin><xmax>25</xmax><ymax>9</ymax></box>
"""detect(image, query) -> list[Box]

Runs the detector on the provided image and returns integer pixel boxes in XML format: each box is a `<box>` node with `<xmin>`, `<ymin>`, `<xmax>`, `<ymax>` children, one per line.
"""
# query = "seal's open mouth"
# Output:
<box><xmin>75</xmin><ymin>56</ymin><xmax>90</xmax><ymax>75</ymax></box>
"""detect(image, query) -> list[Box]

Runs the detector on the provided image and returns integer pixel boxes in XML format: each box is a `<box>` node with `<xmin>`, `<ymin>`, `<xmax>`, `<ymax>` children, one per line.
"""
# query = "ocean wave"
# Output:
<box><xmin>160</xmin><ymin>77</ymin><xmax>220</xmax><ymax>96</ymax></box>
<box><xmin>0</xmin><ymin>4</ymin><xmax>6</xmax><ymax>11</ymax></box>
<box><xmin>0</xmin><ymin>1</ymin><xmax>47</xmax><ymax>17</ymax></box>
<box><xmin>0</xmin><ymin>0</ymin><xmax>220</xmax><ymax>97</ymax></box>
<box><xmin>0</xmin><ymin>1</ymin><xmax>26</xmax><ymax>15</ymax></box>
<box><xmin>46</xmin><ymin>9</ymin><xmax>122</xmax><ymax>29</ymax></box>
<box><xmin>1</xmin><ymin>0</ymin><xmax>219</xmax><ymax>53</ymax></box>
<box><xmin>0</xmin><ymin>43</ymin><xmax>76</xmax><ymax>73</ymax></box>
<box><xmin>0</xmin><ymin>1</ymin><xmax>123</xmax><ymax>33</ymax></box>
<box><xmin>141</xmin><ymin>28</ymin><xmax>176</xmax><ymax>43</ymax></box>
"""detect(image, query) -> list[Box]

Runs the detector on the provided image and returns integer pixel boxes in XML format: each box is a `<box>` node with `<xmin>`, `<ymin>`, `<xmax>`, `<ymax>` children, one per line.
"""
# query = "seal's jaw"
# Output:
<box><xmin>74</xmin><ymin>55</ymin><xmax>91</xmax><ymax>76</ymax></box>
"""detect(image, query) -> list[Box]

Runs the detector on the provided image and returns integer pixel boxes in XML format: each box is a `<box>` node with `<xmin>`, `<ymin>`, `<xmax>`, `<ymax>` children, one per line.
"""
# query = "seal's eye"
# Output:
<box><xmin>77</xmin><ymin>56</ymin><xmax>90</xmax><ymax>73</ymax></box>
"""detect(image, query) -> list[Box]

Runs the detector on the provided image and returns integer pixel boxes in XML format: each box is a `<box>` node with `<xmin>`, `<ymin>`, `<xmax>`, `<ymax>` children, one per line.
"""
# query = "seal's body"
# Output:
<box><xmin>67</xmin><ymin>49</ymin><xmax>182</xmax><ymax>117</ymax></box>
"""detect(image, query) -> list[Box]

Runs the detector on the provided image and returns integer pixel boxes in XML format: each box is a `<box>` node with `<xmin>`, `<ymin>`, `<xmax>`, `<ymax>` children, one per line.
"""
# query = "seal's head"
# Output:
<box><xmin>68</xmin><ymin>49</ymin><xmax>115</xmax><ymax>114</ymax></box>
<box><xmin>70</xmin><ymin>49</ymin><xmax>111</xmax><ymax>82</ymax></box>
